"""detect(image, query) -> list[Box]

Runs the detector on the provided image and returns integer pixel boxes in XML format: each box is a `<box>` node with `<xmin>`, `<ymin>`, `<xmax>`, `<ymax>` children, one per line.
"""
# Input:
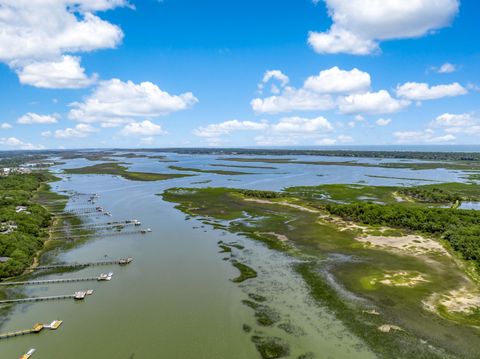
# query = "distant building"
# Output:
<box><xmin>15</xmin><ymin>206</ymin><xmax>28</xmax><ymax>213</ymax></box>
<box><xmin>0</xmin><ymin>167</ymin><xmax>33</xmax><ymax>176</ymax></box>
<box><xmin>0</xmin><ymin>221</ymin><xmax>18</xmax><ymax>234</ymax></box>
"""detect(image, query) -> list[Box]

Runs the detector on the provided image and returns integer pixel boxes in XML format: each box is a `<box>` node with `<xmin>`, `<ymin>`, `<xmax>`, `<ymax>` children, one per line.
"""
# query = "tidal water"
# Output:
<box><xmin>0</xmin><ymin>153</ymin><xmax>472</xmax><ymax>358</ymax></box>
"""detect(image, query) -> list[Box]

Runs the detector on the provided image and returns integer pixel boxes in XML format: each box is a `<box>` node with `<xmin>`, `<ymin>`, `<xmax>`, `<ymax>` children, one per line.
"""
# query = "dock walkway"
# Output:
<box><xmin>51</xmin><ymin>229</ymin><xmax>144</xmax><ymax>241</ymax></box>
<box><xmin>0</xmin><ymin>320</ymin><xmax>62</xmax><ymax>340</ymax></box>
<box><xmin>0</xmin><ymin>291</ymin><xmax>93</xmax><ymax>305</ymax></box>
<box><xmin>31</xmin><ymin>258</ymin><xmax>132</xmax><ymax>271</ymax></box>
<box><xmin>0</xmin><ymin>294</ymin><xmax>77</xmax><ymax>304</ymax></box>
<box><xmin>0</xmin><ymin>326</ymin><xmax>43</xmax><ymax>340</ymax></box>
<box><xmin>0</xmin><ymin>275</ymin><xmax>108</xmax><ymax>286</ymax></box>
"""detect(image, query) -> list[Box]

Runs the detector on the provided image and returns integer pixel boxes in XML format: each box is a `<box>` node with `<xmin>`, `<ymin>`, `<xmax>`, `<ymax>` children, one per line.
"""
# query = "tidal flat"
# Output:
<box><xmin>163</xmin><ymin>182</ymin><xmax>480</xmax><ymax>358</ymax></box>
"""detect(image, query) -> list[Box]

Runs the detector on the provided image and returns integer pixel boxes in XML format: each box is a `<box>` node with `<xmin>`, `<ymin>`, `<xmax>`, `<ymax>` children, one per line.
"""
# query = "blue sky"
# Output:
<box><xmin>0</xmin><ymin>0</ymin><xmax>479</xmax><ymax>149</ymax></box>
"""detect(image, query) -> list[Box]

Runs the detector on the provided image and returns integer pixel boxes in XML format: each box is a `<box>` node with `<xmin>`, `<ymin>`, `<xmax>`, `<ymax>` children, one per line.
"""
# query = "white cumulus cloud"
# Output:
<box><xmin>271</xmin><ymin>116</ymin><xmax>333</xmax><ymax>133</ymax></box>
<box><xmin>338</xmin><ymin>90</ymin><xmax>409</xmax><ymax>115</ymax></box>
<box><xmin>0</xmin><ymin>0</ymin><xmax>128</xmax><ymax>88</ymax></box>
<box><xmin>0</xmin><ymin>137</ymin><xmax>45</xmax><ymax>150</ymax></box>
<box><xmin>437</xmin><ymin>63</ymin><xmax>456</xmax><ymax>73</ymax></box>
<box><xmin>120</xmin><ymin>120</ymin><xmax>166</xmax><ymax>136</ymax></box>
<box><xmin>252</xmin><ymin>67</ymin><xmax>408</xmax><ymax>115</ymax></box>
<box><xmin>194</xmin><ymin>120</ymin><xmax>268</xmax><ymax>138</ymax></box>
<box><xmin>195</xmin><ymin>116</ymin><xmax>339</xmax><ymax>146</ymax></box>
<box><xmin>251</xmin><ymin>87</ymin><xmax>334</xmax><ymax>114</ymax></box>
<box><xmin>16</xmin><ymin>56</ymin><xmax>97</xmax><ymax>89</ymax></box>
<box><xmin>376</xmin><ymin>118</ymin><xmax>392</xmax><ymax>126</ymax></box>
<box><xmin>396</xmin><ymin>82</ymin><xmax>467</xmax><ymax>101</ymax></box>
<box><xmin>69</xmin><ymin>79</ymin><xmax>198</xmax><ymax>127</ymax></box>
<box><xmin>309</xmin><ymin>0</ymin><xmax>459</xmax><ymax>55</ymax></box>
<box><xmin>261</xmin><ymin>70</ymin><xmax>289</xmax><ymax>87</ymax></box>
<box><xmin>0</xmin><ymin>123</ymin><xmax>12</xmax><ymax>129</ymax></box>
<box><xmin>393</xmin><ymin>130</ymin><xmax>455</xmax><ymax>144</ymax></box>
<box><xmin>430</xmin><ymin>113</ymin><xmax>480</xmax><ymax>135</ymax></box>
<box><xmin>54</xmin><ymin>124</ymin><xmax>98</xmax><ymax>138</ymax></box>
<box><xmin>304</xmin><ymin>66</ymin><xmax>371</xmax><ymax>94</ymax></box>
<box><xmin>17</xmin><ymin>113</ymin><xmax>59</xmax><ymax>125</ymax></box>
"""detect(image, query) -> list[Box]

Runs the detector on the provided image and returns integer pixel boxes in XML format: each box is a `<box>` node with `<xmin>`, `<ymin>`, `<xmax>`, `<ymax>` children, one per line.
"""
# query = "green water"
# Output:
<box><xmin>0</xmin><ymin>174</ymin><xmax>374</xmax><ymax>358</ymax></box>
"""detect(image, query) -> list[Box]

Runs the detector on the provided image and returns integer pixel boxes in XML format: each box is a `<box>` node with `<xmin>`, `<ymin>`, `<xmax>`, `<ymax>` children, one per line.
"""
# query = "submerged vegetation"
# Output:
<box><xmin>251</xmin><ymin>335</ymin><xmax>290</xmax><ymax>359</ymax></box>
<box><xmin>64</xmin><ymin>162</ymin><xmax>193</xmax><ymax>181</ymax></box>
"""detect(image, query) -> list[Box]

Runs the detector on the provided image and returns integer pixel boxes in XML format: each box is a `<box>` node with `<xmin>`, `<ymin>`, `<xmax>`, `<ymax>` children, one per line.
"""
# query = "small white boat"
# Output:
<box><xmin>119</xmin><ymin>257</ymin><xmax>133</xmax><ymax>265</ymax></box>
<box><xmin>20</xmin><ymin>348</ymin><xmax>35</xmax><ymax>359</ymax></box>
<box><xmin>97</xmin><ymin>272</ymin><xmax>113</xmax><ymax>281</ymax></box>
<box><xmin>74</xmin><ymin>291</ymin><xmax>86</xmax><ymax>300</ymax></box>
<box><xmin>44</xmin><ymin>320</ymin><xmax>63</xmax><ymax>330</ymax></box>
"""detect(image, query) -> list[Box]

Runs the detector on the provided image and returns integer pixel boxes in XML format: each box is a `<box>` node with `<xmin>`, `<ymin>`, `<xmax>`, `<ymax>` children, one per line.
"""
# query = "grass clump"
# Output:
<box><xmin>231</xmin><ymin>260</ymin><xmax>257</xmax><ymax>283</ymax></box>
<box><xmin>248</xmin><ymin>293</ymin><xmax>267</xmax><ymax>302</ymax></box>
<box><xmin>242</xmin><ymin>324</ymin><xmax>252</xmax><ymax>333</ymax></box>
<box><xmin>242</xmin><ymin>300</ymin><xmax>280</xmax><ymax>327</ymax></box>
<box><xmin>251</xmin><ymin>336</ymin><xmax>290</xmax><ymax>359</ymax></box>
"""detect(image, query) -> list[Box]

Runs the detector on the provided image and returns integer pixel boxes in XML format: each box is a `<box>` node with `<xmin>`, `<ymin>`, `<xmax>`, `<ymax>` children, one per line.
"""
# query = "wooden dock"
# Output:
<box><xmin>1</xmin><ymin>294</ymin><xmax>80</xmax><ymax>305</ymax></box>
<box><xmin>0</xmin><ymin>324</ymin><xmax>43</xmax><ymax>340</ymax></box>
<box><xmin>0</xmin><ymin>291</ymin><xmax>93</xmax><ymax>305</ymax></box>
<box><xmin>49</xmin><ymin>220</ymin><xmax>140</xmax><ymax>233</ymax></box>
<box><xmin>0</xmin><ymin>274</ymin><xmax>112</xmax><ymax>286</ymax></box>
<box><xmin>50</xmin><ymin>229</ymin><xmax>144</xmax><ymax>241</ymax></box>
<box><xmin>31</xmin><ymin>257</ymin><xmax>132</xmax><ymax>271</ymax></box>
<box><xmin>53</xmin><ymin>212</ymin><xmax>108</xmax><ymax>219</ymax></box>
<box><xmin>0</xmin><ymin>320</ymin><xmax>62</xmax><ymax>340</ymax></box>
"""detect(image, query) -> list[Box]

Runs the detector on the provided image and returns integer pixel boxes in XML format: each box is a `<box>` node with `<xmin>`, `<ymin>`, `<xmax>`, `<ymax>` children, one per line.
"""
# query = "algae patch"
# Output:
<box><xmin>251</xmin><ymin>335</ymin><xmax>290</xmax><ymax>359</ymax></box>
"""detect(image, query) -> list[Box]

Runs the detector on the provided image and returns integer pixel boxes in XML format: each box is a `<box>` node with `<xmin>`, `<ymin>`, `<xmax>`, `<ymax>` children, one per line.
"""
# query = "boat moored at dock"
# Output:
<box><xmin>74</xmin><ymin>290</ymin><xmax>94</xmax><ymax>300</ymax></box>
<box><xmin>44</xmin><ymin>320</ymin><xmax>63</xmax><ymax>330</ymax></box>
<box><xmin>97</xmin><ymin>272</ymin><xmax>113</xmax><ymax>281</ymax></box>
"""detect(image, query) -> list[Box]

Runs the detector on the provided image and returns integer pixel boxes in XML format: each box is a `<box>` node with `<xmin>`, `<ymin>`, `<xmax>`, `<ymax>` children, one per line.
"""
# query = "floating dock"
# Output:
<box><xmin>0</xmin><ymin>320</ymin><xmax>62</xmax><ymax>340</ymax></box>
